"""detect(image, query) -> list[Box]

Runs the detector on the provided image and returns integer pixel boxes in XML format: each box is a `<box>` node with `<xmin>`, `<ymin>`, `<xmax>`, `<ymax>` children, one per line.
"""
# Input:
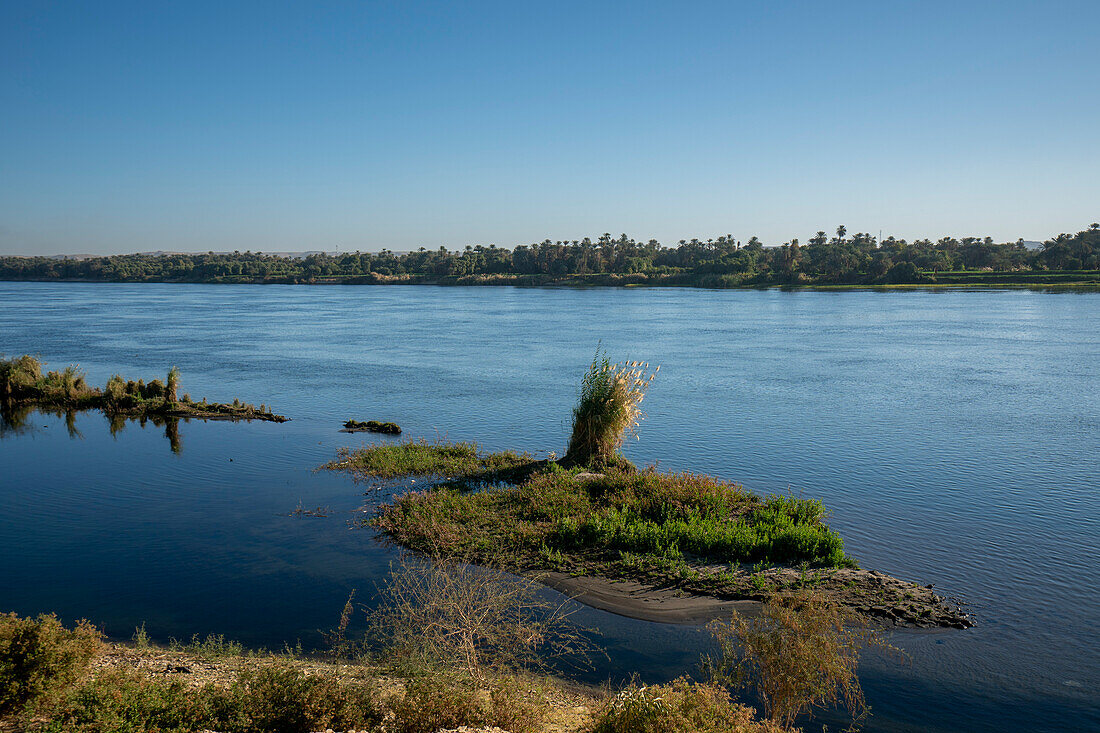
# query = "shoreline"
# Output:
<box><xmin>543</xmin><ymin>572</ymin><xmax>762</xmax><ymax>626</ymax></box>
<box><xmin>541</xmin><ymin>568</ymin><xmax>968</xmax><ymax>629</ymax></box>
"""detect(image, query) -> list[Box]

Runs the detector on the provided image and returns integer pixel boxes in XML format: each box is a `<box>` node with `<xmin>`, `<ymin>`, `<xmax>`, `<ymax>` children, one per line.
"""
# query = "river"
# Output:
<box><xmin>1</xmin><ymin>282</ymin><xmax>1097</xmax><ymax>732</ymax></box>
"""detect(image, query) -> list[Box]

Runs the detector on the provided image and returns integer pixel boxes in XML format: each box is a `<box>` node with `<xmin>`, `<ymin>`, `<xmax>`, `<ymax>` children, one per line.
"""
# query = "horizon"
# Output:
<box><xmin>3</xmin><ymin>1</ymin><xmax>1098</xmax><ymax>256</ymax></box>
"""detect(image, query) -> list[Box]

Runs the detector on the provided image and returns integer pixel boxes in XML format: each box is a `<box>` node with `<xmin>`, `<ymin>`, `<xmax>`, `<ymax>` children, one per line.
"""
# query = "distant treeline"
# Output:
<box><xmin>2</xmin><ymin>225</ymin><xmax>1098</xmax><ymax>287</ymax></box>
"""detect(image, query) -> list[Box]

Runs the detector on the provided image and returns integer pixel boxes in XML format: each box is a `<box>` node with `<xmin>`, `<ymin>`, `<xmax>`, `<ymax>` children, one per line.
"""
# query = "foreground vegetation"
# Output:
<box><xmin>2</xmin><ymin>225</ymin><xmax>1097</xmax><ymax>288</ymax></box>
<box><xmin>0</xmin><ymin>604</ymin><xmax>797</xmax><ymax>733</ymax></box>
<box><xmin>4</xmin><ymin>554</ymin><xmax>901</xmax><ymax>732</ymax></box>
<box><xmin>0</xmin><ymin>355</ymin><xmax>286</xmax><ymax>424</ymax></box>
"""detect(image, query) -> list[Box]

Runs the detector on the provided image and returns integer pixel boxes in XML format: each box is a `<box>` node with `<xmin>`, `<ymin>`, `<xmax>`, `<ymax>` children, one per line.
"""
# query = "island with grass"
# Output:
<box><xmin>325</xmin><ymin>353</ymin><xmax>972</xmax><ymax>630</ymax></box>
<box><xmin>0</xmin><ymin>355</ymin><xmax>287</xmax><ymax>424</ymax></box>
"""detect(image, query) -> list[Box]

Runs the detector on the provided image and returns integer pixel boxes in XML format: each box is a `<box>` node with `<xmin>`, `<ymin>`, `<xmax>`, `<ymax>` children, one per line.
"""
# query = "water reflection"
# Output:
<box><xmin>1</xmin><ymin>403</ymin><xmax>184</xmax><ymax>453</ymax></box>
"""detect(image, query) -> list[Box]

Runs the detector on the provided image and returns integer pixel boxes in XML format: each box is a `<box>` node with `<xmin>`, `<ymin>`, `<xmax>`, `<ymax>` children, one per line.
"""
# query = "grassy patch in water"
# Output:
<box><xmin>323</xmin><ymin>440</ymin><xmax>538</xmax><ymax>481</ymax></box>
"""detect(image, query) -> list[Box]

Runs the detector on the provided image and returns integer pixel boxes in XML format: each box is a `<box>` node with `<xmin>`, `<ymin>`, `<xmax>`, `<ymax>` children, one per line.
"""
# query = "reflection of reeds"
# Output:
<box><xmin>164</xmin><ymin>418</ymin><xmax>181</xmax><ymax>454</ymax></box>
<box><xmin>564</xmin><ymin>349</ymin><xmax>658</xmax><ymax>468</ymax></box>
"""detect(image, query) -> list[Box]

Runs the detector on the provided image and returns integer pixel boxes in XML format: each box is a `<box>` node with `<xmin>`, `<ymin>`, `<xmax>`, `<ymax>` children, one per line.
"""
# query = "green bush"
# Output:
<box><xmin>0</xmin><ymin>612</ymin><xmax>101</xmax><ymax>715</ymax></box>
<box><xmin>589</xmin><ymin>678</ymin><xmax>784</xmax><ymax>733</ymax></box>
<box><xmin>390</xmin><ymin>673</ymin><xmax>545</xmax><ymax>733</ymax></box>
<box><xmin>39</xmin><ymin>668</ymin><xmax>211</xmax><ymax>733</ymax></box>
<box><xmin>42</xmin><ymin>664</ymin><xmax>382</xmax><ymax>733</ymax></box>
<box><xmin>214</xmin><ymin>665</ymin><xmax>382</xmax><ymax>733</ymax></box>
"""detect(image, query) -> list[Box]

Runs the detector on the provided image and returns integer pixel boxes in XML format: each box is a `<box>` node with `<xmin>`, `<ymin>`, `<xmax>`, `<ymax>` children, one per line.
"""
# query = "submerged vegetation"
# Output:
<box><xmin>1</xmin><ymin>224</ymin><xmax>1097</xmax><ymax>287</ymax></box>
<box><xmin>0</xmin><ymin>354</ymin><xmax>286</xmax><ymax>423</ymax></box>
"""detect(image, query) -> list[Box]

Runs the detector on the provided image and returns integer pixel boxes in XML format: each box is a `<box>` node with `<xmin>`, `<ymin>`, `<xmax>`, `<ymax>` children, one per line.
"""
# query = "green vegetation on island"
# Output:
<box><xmin>2</xmin><ymin>224</ymin><xmax>1098</xmax><ymax>288</ymax></box>
<box><xmin>0</xmin><ymin>355</ymin><xmax>287</xmax><ymax>423</ymax></box>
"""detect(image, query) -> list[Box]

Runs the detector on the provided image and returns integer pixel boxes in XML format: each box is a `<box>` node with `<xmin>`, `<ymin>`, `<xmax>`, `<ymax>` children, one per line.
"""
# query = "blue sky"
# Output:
<box><xmin>2</xmin><ymin>1</ymin><xmax>1097</xmax><ymax>255</ymax></box>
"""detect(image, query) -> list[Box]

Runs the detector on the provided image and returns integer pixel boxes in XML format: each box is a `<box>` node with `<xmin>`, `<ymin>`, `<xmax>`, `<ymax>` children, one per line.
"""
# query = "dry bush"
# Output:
<box><xmin>703</xmin><ymin>590</ymin><xmax>902</xmax><ymax>729</ymax></box>
<box><xmin>0</xmin><ymin>612</ymin><xmax>101</xmax><ymax>715</ymax></box>
<box><xmin>372</xmin><ymin>555</ymin><xmax>592</xmax><ymax>680</ymax></box>
<box><xmin>564</xmin><ymin>349</ymin><xmax>658</xmax><ymax>467</ymax></box>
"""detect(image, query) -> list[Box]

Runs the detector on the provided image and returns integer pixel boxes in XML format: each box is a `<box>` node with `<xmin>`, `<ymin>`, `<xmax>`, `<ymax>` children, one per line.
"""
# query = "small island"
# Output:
<box><xmin>0</xmin><ymin>355</ymin><xmax>287</xmax><ymax>423</ymax></box>
<box><xmin>324</xmin><ymin>353</ymin><xmax>972</xmax><ymax>630</ymax></box>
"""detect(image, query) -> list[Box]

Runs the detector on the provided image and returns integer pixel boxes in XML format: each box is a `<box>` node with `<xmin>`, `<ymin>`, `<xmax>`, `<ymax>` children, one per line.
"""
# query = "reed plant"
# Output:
<box><xmin>166</xmin><ymin>366</ymin><xmax>181</xmax><ymax>405</ymax></box>
<box><xmin>564</xmin><ymin>349</ymin><xmax>658</xmax><ymax>468</ymax></box>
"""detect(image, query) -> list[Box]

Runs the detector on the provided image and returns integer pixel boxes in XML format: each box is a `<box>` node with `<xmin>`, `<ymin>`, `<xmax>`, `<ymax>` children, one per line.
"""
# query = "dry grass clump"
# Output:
<box><xmin>564</xmin><ymin>350</ymin><xmax>658</xmax><ymax>468</ymax></box>
<box><xmin>703</xmin><ymin>589</ymin><xmax>902</xmax><ymax>729</ymax></box>
<box><xmin>589</xmin><ymin>678</ymin><xmax>788</xmax><ymax>733</ymax></box>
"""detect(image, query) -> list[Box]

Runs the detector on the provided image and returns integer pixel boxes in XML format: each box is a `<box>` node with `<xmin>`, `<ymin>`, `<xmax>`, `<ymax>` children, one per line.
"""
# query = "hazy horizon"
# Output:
<box><xmin>3</xmin><ymin>1</ymin><xmax>1097</xmax><ymax>256</ymax></box>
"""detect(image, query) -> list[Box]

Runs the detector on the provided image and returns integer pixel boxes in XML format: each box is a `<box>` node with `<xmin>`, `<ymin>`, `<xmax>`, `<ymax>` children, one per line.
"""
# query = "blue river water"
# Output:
<box><xmin>0</xmin><ymin>282</ymin><xmax>1097</xmax><ymax>732</ymax></box>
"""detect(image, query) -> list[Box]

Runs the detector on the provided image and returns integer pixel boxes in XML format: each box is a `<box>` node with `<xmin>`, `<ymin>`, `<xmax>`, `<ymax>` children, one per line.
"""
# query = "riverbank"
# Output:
<box><xmin>1</xmin><ymin>614</ymin><xmax>796</xmax><ymax>733</ymax></box>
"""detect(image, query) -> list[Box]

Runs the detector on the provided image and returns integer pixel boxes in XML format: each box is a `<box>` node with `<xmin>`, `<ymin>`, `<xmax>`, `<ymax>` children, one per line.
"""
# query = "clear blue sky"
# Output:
<box><xmin>2</xmin><ymin>1</ymin><xmax>1097</xmax><ymax>255</ymax></box>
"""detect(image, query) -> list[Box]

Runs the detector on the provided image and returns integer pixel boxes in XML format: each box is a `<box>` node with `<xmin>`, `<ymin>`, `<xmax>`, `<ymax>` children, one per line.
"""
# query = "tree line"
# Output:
<box><xmin>1</xmin><ymin>224</ymin><xmax>1097</xmax><ymax>287</ymax></box>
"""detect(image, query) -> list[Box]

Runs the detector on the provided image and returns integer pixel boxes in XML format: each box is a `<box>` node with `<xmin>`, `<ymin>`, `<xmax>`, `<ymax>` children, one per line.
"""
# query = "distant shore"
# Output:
<box><xmin>2</xmin><ymin>272</ymin><xmax>1098</xmax><ymax>290</ymax></box>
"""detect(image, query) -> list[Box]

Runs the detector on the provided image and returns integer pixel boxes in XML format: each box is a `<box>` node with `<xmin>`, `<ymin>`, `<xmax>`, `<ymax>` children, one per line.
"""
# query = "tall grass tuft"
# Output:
<box><xmin>564</xmin><ymin>349</ymin><xmax>658</xmax><ymax>468</ymax></box>
<box><xmin>166</xmin><ymin>366</ymin><xmax>181</xmax><ymax>405</ymax></box>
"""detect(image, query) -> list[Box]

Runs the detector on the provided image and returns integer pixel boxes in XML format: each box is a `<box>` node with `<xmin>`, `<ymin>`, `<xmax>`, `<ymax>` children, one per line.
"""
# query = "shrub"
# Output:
<box><xmin>0</xmin><ymin>355</ymin><xmax>44</xmax><ymax>398</ymax></box>
<box><xmin>390</xmin><ymin>674</ymin><xmax>486</xmax><ymax>733</ymax></box>
<box><xmin>703</xmin><ymin>590</ymin><xmax>901</xmax><ymax>728</ymax></box>
<box><xmin>371</xmin><ymin>556</ymin><xmax>587</xmax><ymax>679</ymax></box>
<box><xmin>215</xmin><ymin>665</ymin><xmax>382</xmax><ymax>733</ymax></box>
<box><xmin>42</xmin><ymin>663</ymin><xmax>383</xmax><ymax>733</ymax></box>
<box><xmin>390</xmin><ymin>672</ymin><xmax>545</xmax><ymax>733</ymax></box>
<box><xmin>0</xmin><ymin>612</ymin><xmax>101</xmax><ymax>715</ymax></box>
<box><xmin>40</xmin><ymin>668</ymin><xmax>212</xmax><ymax>733</ymax></box>
<box><xmin>564</xmin><ymin>349</ymin><xmax>658</xmax><ymax>468</ymax></box>
<box><xmin>144</xmin><ymin>379</ymin><xmax>165</xmax><ymax>400</ymax></box>
<box><xmin>104</xmin><ymin>375</ymin><xmax>127</xmax><ymax>405</ymax></box>
<box><xmin>589</xmin><ymin>678</ymin><xmax>784</xmax><ymax>733</ymax></box>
